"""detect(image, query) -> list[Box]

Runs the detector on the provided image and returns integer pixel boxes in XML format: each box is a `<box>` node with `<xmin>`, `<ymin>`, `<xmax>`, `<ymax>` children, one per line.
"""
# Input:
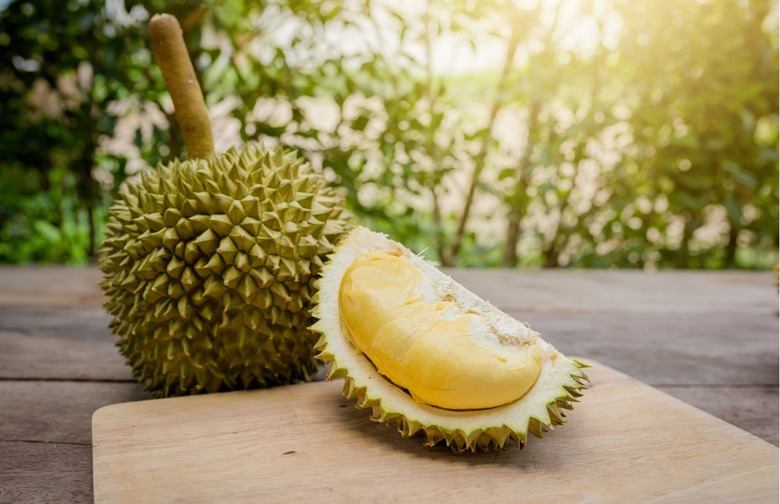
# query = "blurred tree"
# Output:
<box><xmin>0</xmin><ymin>0</ymin><xmax>776</xmax><ymax>268</ymax></box>
<box><xmin>608</xmin><ymin>0</ymin><xmax>779</xmax><ymax>268</ymax></box>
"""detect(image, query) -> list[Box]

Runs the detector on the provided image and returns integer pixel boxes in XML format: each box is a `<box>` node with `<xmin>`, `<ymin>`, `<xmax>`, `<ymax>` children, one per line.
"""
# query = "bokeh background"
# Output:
<box><xmin>1</xmin><ymin>0</ymin><xmax>777</xmax><ymax>268</ymax></box>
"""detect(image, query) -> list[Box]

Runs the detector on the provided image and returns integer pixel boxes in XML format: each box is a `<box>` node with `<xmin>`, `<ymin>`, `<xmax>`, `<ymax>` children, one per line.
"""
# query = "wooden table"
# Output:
<box><xmin>1</xmin><ymin>267</ymin><xmax>777</xmax><ymax>502</ymax></box>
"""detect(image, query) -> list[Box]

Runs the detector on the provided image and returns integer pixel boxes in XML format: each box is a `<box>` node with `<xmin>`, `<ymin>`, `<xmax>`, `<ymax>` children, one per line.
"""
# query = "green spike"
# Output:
<box><xmin>164</xmin><ymin>208</ymin><xmax>182</xmax><ymax>227</ymax></box>
<box><xmin>162</xmin><ymin>227</ymin><xmax>179</xmax><ymax>251</ymax></box>
<box><xmin>226</xmin><ymin>200</ymin><xmax>245</xmax><ymax>224</ymax></box>
<box><xmin>212</xmin><ymin>193</ymin><xmax>234</xmax><ymax>213</ymax></box>
<box><xmin>229</xmin><ymin>225</ymin><xmax>255</xmax><ymax>251</ymax></box>
<box><xmin>270</xmin><ymin>282</ymin><xmax>291</xmax><ymax>306</ymax></box>
<box><xmin>177</xmin><ymin>296</ymin><xmax>191</xmax><ymax>319</ymax></box>
<box><xmin>237</xmin><ymin>274</ymin><xmax>257</xmax><ymax>303</ymax></box>
<box><xmin>192</xmin><ymin>192</ymin><xmax>213</xmax><ymax>212</ymax></box>
<box><xmin>202</xmin><ymin>275</ymin><xmax>227</xmax><ymax>299</ymax></box>
<box><xmin>193</xmin><ymin>228</ymin><xmax>220</xmax><ymax>256</ymax></box>
<box><xmin>249</xmin><ymin>267</ymin><xmax>274</xmax><ymax>288</ymax></box>
<box><xmin>222</xmin><ymin>265</ymin><xmax>243</xmax><ymax>289</ymax></box>
<box><xmin>261</xmin><ymin>211</ymin><xmax>282</xmax><ymax>231</ymax></box>
<box><xmin>248</xmin><ymin>243</ymin><xmax>266</xmax><ymax>268</ymax></box>
<box><xmin>219</xmin><ymin>172</ymin><xmax>238</xmax><ymax>199</ymax></box>
<box><xmin>181</xmin><ymin>198</ymin><xmax>199</xmax><ymax>218</ymax></box>
<box><xmin>240</xmin><ymin>196</ymin><xmax>260</xmax><ymax>218</ymax></box>
<box><xmin>167</xmin><ymin>279</ymin><xmax>185</xmax><ymax>299</ymax></box>
<box><xmin>166</xmin><ymin>256</ymin><xmax>185</xmax><ymax>279</ymax></box>
<box><xmin>239</xmin><ymin>217</ymin><xmax>261</xmax><ymax>236</ymax></box>
<box><xmin>151</xmin><ymin>272</ymin><xmax>169</xmax><ymax>294</ymax></box>
<box><xmin>209</xmin><ymin>214</ymin><xmax>234</xmax><ymax>237</ymax></box>
<box><xmin>234</xmin><ymin>251</ymin><xmax>250</xmax><ymax>273</ymax></box>
<box><xmin>184</xmin><ymin>241</ymin><xmax>201</xmax><ymax>264</ymax></box>
<box><xmin>180</xmin><ymin>267</ymin><xmax>199</xmax><ymax>292</ymax></box>
<box><xmin>144</xmin><ymin>212</ymin><xmax>166</xmax><ymax>231</ymax></box>
<box><xmin>217</xmin><ymin>236</ymin><xmax>238</xmax><ymax>264</ymax></box>
<box><xmin>204</xmin><ymin>253</ymin><xmax>225</xmax><ymax>275</ymax></box>
<box><xmin>233</xmin><ymin>181</ymin><xmax>250</xmax><ymax>200</ymax></box>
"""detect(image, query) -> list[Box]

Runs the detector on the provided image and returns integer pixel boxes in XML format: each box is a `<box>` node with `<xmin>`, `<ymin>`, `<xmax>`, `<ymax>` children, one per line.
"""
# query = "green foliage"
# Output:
<box><xmin>0</xmin><ymin>0</ymin><xmax>777</xmax><ymax>268</ymax></box>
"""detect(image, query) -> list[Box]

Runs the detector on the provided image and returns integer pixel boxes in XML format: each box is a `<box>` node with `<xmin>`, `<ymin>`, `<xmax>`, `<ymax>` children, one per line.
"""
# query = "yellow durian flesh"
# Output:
<box><xmin>312</xmin><ymin>226</ymin><xmax>588</xmax><ymax>452</ymax></box>
<box><xmin>338</xmin><ymin>250</ymin><xmax>543</xmax><ymax>410</ymax></box>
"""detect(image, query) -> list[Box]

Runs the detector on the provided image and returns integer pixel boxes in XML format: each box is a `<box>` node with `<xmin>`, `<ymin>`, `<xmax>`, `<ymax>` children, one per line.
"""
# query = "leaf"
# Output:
<box><xmin>33</xmin><ymin>220</ymin><xmax>61</xmax><ymax>243</ymax></box>
<box><xmin>721</xmin><ymin>160</ymin><xmax>758</xmax><ymax>189</ymax></box>
<box><xmin>498</xmin><ymin>167</ymin><xmax>515</xmax><ymax>180</ymax></box>
<box><xmin>668</xmin><ymin>192</ymin><xmax>703</xmax><ymax>211</ymax></box>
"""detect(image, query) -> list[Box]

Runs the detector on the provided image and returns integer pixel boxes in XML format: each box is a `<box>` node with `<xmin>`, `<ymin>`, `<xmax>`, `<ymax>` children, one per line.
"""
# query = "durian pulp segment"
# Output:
<box><xmin>338</xmin><ymin>251</ymin><xmax>543</xmax><ymax>410</ymax></box>
<box><xmin>312</xmin><ymin>226</ymin><xmax>588</xmax><ymax>452</ymax></box>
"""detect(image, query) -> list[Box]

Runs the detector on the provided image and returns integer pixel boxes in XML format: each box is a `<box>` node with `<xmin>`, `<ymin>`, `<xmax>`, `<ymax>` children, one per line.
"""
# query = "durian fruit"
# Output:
<box><xmin>99</xmin><ymin>14</ymin><xmax>350</xmax><ymax>397</ymax></box>
<box><xmin>312</xmin><ymin>226</ymin><xmax>588</xmax><ymax>453</ymax></box>
<box><xmin>100</xmin><ymin>145</ymin><xmax>349</xmax><ymax>396</ymax></box>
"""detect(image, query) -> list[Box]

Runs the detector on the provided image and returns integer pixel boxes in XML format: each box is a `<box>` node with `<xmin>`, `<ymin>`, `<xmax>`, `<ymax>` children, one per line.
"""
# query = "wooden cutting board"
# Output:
<box><xmin>92</xmin><ymin>360</ymin><xmax>778</xmax><ymax>503</ymax></box>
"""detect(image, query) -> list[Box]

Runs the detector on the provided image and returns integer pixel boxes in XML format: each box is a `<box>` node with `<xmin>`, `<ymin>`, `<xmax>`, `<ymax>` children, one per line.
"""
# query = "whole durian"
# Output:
<box><xmin>100</xmin><ymin>145</ymin><xmax>349</xmax><ymax>397</ymax></box>
<box><xmin>99</xmin><ymin>14</ymin><xmax>350</xmax><ymax>397</ymax></box>
<box><xmin>312</xmin><ymin>226</ymin><xmax>588</xmax><ymax>453</ymax></box>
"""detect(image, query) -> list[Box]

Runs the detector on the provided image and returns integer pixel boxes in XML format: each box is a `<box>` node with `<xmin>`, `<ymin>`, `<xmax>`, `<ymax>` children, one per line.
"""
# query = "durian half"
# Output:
<box><xmin>312</xmin><ymin>226</ymin><xmax>588</xmax><ymax>452</ymax></box>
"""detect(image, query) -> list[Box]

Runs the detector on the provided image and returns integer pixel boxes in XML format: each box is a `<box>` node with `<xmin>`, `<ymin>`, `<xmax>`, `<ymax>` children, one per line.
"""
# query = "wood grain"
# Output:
<box><xmin>510</xmin><ymin>310</ymin><xmax>779</xmax><ymax>386</ymax></box>
<box><xmin>0</xmin><ymin>306</ymin><xmax>132</xmax><ymax>381</ymax></box>
<box><xmin>92</xmin><ymin>360</ymin><xmax>778</xmax><ymax>504</ymax></box>
<box><xmin>0</xmin><ymin>441</ymin><xmax>93</xmax><ymax>504</ymax></box>
<box><xmin>659</xmin><ymin>385</ymin><xmax>779</xmax><ymax>446</ymax></box>
<box><xmin>0</xmin><ymin>266</ymin><xmax>105</xmax><ymax>307</ymax></box>
<box><xmin>0</xmin><ymin>381</ymin><xmax>147</xmax><ymax>444</ymax></box>
<box><xmin>1</xmin><ymin>266</ymin><xmax>777</xmax><ymax>501</ymax></box>
<box><xmin>448</xmin><ymin>269</ymin><xmax>777</xmax><ymax>315</ymax></box>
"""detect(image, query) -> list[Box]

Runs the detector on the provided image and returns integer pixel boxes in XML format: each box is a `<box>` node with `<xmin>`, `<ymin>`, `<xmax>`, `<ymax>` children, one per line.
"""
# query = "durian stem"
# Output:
<box><xmin>149</xmin><ymin>13</ymin><xmax>215</xmax><ymax>160</ymax></box>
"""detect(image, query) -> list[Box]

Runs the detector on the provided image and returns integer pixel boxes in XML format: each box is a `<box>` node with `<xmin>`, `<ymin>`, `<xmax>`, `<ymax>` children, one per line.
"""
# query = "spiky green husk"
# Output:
<box><xmin>99</xmin><ymin>144</ymin><xmax>350</xmax><ymax>397</ymax></box>
<box><xmin>311</xmin><ymin>226</ymin><xmax>589</xmax><ymax>453</ymax></box>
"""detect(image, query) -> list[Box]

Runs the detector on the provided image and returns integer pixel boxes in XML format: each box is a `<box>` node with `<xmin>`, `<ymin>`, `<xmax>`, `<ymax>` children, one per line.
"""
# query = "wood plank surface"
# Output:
<box><xmin>91</xmin><ymin>360</ymin><xmax>778</xmax><ymax>504</ymax></box>
<box><xmin>658</xmin><ymin>385</ymin><xmax>779</xmax><ymax>445</ymax></box>
<box><xmin>448</xmin><ymin>269</ymin><xmax>778</xmax><ymax>314</ymax></box>
<box><xmin>0</xmin><ymin>441</ymin><xmax>94</xmax><ymax>504</ymax></box>
<box><xmin>1</xmin><ymin>266</ymin><xmax>777</xmax><ymax>503</ymax></box>
<box><xmin>511</xmin><ymin>310</ymin><xmax>779</xmax><ymax>386</ymax></box>
<box><xmin>0</xmin><ymin>381</ymin><xmax>146</xmax><ymax>444</ymax></box>
<box><xmin>0</xmin><ymin>306</ymin><xmax>132</xmax><ymax>381</ymax></box>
